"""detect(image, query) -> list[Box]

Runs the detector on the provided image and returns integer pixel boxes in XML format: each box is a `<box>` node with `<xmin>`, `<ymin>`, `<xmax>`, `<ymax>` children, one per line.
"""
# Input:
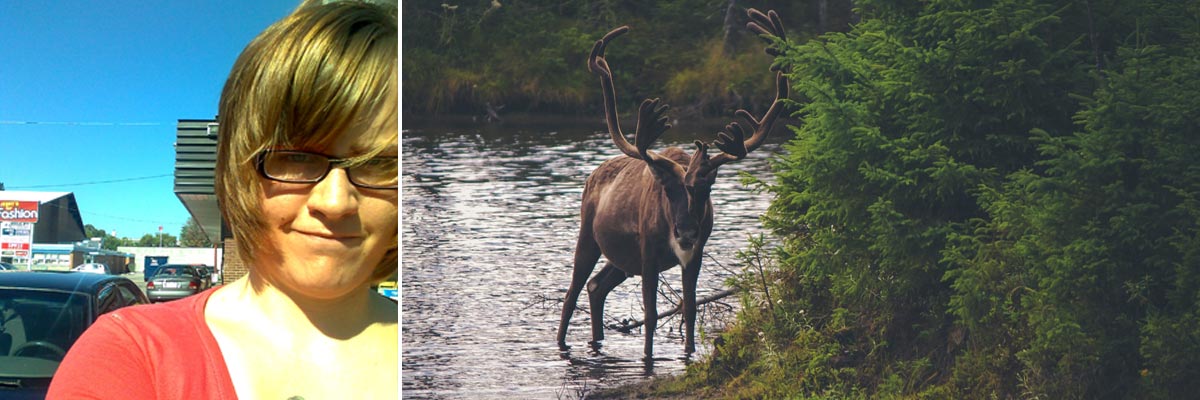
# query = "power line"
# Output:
<box><xmin>0</xmin><ymin>120</ymin><xmax>164</xmax><ymax>126</ymax></box>
<box><xmin>6</xmin><ymin>174</ymin><xmax>173</xmax><ymax>189</ymax></box>
<box><xmin>37</xmin><ymin>200</ymin><xmax>178</xmax><ymax>231</ymax></box>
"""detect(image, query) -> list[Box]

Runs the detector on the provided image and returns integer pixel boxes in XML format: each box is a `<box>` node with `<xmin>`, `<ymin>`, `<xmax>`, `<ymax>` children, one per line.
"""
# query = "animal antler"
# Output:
<box><xmin>589</xmin><ymin>26</ymin><xmax>672</xmax><ymax>161</ymax></box>
<box><xmin>697</xmin><ymin>8</ymin><xmax>789</xmax><ymax>174</ymax></box>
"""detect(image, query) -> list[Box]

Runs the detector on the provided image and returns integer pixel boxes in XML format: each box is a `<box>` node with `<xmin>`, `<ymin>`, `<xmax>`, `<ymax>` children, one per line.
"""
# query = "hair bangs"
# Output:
<box><xmin>272</xmin><ymin>4</ymin><xmax>397</xmax><ymax>155</ymax></box>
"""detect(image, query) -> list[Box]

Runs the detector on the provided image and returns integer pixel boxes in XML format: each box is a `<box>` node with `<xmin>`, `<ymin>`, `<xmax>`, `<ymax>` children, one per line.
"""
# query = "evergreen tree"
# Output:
<box><xmin>682</xmin><ymin>0</ymin><xmax>1200</xmax><ymax>398</ymax></box>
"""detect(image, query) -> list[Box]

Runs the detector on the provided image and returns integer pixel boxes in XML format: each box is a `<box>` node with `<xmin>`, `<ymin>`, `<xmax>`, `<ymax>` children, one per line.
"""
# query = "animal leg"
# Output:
<box><xmin>586</xmin><ymin>262</ymin><xmax>627</xmax><ymax>347</ymax></box>
<box><xmin>641</xmin><ymin>269</ymin><xmax>660</xmax><ymax>359</ymax></box>
<box><xmin>557</xmin><ymin>232</ymin><xmax>602</xmax><ymax>349</ymax></box>
<box><xmin>681</xmin><ymin>259</ymin><xmax>701</xmax><ymax>354</ymax></box>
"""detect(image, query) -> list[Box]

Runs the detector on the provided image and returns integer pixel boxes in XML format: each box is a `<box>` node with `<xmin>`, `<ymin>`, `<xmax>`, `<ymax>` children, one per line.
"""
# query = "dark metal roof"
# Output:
<box><xmin>0</xmin><ymin>271</ymin><xmax>131</xmax><ymax>294</ymax></box>
<box><xmin>0</xmin><ymin>191</ymin><xmax>86</xmax><ymax>244</ymax></box>
<box><xmin>174</xmin><ymin>119</ymin><xmax>226</xmax><ymax>245</ymax></box>
<box><xmin>174</xmin><ymin>119</ymin><xmax>218</xmax><ymax>195</ymax></box>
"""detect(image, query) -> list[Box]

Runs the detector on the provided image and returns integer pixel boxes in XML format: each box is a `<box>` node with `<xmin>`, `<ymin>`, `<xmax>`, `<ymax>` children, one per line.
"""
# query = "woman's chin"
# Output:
<box><xmin>275</xmin><ymin>272</ymin><xmax>371</xmax><ymax>300</ymax></box>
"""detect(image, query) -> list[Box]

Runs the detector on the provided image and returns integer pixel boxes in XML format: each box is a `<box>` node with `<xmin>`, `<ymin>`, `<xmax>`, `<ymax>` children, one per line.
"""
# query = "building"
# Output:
<box><xmin>32</xmin><ymin>240</ymin><xmax>135</xmax><ymax>273</ymax></box>
<box><xmin>0</xmin><ymin>191</ymin><xmax>133</xmax><ymax>271</ymax></box>
<box><xmin>118</xmin><ymin>246</ymin><xmax>223</xmax><ymax>277</ymax></box>
<box><xmin>0</xmin><ymin>191</ymin><xmax>86</xmax><ymax>245</ymax></box>
<box><xmin>174</xmin><ymin>119</ymin><xmax>242</xmax><ymax>282</ymax></box>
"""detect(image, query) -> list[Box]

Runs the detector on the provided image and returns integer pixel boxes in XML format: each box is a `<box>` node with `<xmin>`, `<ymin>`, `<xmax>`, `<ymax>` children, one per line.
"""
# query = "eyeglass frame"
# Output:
<box><xmin>254</xmin><ymin>149</ymin><xmax>398</xmax><ymax>189</ymax></box>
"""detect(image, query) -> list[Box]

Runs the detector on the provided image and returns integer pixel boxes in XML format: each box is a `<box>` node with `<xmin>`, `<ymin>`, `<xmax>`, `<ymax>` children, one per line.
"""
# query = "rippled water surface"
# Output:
<box><xmin>402</xmin><ymin>116</ymin><xmax>782</xmax><ymax>399</ymax></box>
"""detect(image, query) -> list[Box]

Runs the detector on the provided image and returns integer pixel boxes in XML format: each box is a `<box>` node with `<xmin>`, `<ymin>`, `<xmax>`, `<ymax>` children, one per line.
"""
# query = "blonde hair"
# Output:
<box><xmin>215</xmin><ymin>0</ymin><xmax>398</xmax><ymax>283</ymax></box>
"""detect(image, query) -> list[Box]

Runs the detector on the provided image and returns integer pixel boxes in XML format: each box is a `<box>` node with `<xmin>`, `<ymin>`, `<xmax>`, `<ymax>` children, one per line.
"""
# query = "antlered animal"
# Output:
<box><xmin>556</xmin><ymin>8</ymin><xmax>789</xmax><ymax>358</ymax></box>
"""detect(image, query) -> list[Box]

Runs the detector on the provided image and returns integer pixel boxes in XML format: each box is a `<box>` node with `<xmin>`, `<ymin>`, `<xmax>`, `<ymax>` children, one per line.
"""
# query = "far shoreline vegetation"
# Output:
<box><xmin>406</xmin><ymin>0</ymin><xmax>1200</xmax><ymax>398</ymax></box>
<box><xmin>403</xmin><ymin>1</ymin><xmax>854</xmax><ymax>119</ymax></box>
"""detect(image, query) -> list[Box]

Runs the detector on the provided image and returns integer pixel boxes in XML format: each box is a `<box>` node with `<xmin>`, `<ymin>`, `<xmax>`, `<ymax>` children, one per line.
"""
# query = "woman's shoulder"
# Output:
<box><xmin>104</xmin><ymin>288</ymin><xmax>217</xmax><ymax>334</ymax></box>
<box><xmin>50</xmin><ymin>287</ymin><xmax>236</xmax><ymax>399</ymax></box>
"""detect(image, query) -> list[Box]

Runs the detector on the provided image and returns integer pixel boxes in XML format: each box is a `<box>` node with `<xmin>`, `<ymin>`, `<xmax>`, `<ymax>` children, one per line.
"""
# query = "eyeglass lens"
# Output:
<box><xmin>261</xmin><ymin>151</ymin><xmax>397</xmax><ymax>188</ymax></box>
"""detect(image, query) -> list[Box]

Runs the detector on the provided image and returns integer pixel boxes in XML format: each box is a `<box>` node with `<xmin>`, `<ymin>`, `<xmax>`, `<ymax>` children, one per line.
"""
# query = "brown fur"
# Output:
<box><xmin>557</xmin><ymin>9</ymin><xmax>788</xmax><ymax>359</ymax></box>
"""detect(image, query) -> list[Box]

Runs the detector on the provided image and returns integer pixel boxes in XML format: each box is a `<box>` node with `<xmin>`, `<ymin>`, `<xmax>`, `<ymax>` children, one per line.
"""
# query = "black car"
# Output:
<box><xmin>0</xmin><ymin>271</ymin><xmax>149</xmax><ymax>398</ymax></box>
<box><xmin>145</xmin><ymin>265</ymin><xmax>206</xmax><ymax>302</ymax></box>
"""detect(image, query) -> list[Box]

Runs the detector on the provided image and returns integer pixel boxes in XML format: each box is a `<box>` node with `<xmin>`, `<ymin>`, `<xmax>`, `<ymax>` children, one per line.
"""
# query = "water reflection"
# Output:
<box><xmin>402</xmin><ymin>116</ymin><xmax>780</xmax><ymax>399</ymax></box>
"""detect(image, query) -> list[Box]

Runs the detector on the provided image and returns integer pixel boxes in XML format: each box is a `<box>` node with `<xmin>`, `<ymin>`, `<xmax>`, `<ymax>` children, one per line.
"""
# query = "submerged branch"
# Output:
<box><xmin>609</xmin><ymin>288</ymin><xmax>738</xmax><ymax>333</ymax></box>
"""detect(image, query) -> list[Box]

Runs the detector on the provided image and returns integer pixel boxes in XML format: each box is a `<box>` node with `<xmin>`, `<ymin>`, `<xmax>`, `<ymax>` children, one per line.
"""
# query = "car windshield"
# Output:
<box><xmin>0</xmin><ymin>288</ymin><xmax>90</xmax><ymax>378</ymax></box>
<box><xmin>155</xmin><ymin>267</ymin><xmax>193</xmax><ymax>277</ymax></box>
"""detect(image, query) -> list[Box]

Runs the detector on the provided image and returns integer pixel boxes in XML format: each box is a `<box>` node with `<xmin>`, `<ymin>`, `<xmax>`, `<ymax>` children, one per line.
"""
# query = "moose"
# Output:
<box><xmin>556</xmin><ymin>8</ymin><xmax>789</xmax><ymax>358</ymax></box>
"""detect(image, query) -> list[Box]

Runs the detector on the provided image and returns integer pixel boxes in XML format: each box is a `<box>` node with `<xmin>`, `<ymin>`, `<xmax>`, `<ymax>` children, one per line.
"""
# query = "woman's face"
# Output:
<box><xmin>256</xmin><ymin>124</ymin><xmax>397</xmax><ymax>300</ymax></box>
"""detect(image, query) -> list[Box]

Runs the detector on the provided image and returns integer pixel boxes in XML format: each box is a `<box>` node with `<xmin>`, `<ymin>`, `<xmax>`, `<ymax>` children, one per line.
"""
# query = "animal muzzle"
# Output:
<box><xmin>675</xmin><ymin>229</ymin><xmax>698</xmax><ymax>249</ymax></box>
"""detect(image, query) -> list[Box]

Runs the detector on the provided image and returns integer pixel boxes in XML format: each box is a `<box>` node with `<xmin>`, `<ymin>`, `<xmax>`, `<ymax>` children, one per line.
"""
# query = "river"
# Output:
<box><xmin>401</xmin><ymin>115</ymin><xmax>783</xmax><ymax>399</ymax></box>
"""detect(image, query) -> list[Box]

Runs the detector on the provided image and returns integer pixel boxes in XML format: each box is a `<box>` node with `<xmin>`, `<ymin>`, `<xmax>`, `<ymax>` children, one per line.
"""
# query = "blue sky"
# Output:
<box><xmin>0</xmin><ymin>0</ymin><xmax>300</xmax><ymax>240</ymax></box>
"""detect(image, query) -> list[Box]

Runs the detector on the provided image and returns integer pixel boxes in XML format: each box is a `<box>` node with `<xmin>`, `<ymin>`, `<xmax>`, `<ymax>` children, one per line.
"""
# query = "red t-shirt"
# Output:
<box><xmin>47</xmin><ymin>288</ymin><xmax>238</xmax><ymax>399</ymax></box>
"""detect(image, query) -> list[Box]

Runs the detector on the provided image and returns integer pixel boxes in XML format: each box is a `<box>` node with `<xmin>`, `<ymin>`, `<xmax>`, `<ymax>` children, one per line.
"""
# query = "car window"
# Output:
<box><xmin>155</xmin><ymin>266</ymin><xmax>199</xmax><ymax>278</ymax></box>
<box><xmin>98</xmin><ymin>282</ymin><xmax>147</xmax><ymax>314</ymax></box>
<box><xmin>97</xmin><ymin>284</ymin><xmax>119</xmax><ymax>314</ymax></box>
<box><xmin>0</xmin><ymin>288</ymin><xmax>90</xmax><ymax>369</ymax></box>
<box><xmin>116</xmin><ymin>283</ymin><xmax>146</xmax><ymax>307</ymax></box>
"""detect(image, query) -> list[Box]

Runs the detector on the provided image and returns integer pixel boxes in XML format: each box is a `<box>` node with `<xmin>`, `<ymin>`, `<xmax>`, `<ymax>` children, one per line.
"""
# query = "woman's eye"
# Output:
<box><xmin>285</xmin><ymin>153</ymin><xmax>316</xmax><ymax>163</ymax></box>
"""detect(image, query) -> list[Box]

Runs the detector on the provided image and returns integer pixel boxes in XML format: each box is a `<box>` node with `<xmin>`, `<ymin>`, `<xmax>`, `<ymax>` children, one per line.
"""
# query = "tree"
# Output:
<box><xmin>685</xmin><ymin>0</ymin><xmax>1200</xmax><ymax>398</ymax></box>
<box><xmin>100</xmin><ymin>235</ymin><xmax>121</xmax><ymax>251</ymax></box>
<box><xmin>82</xmin><ymin>224</ymin><xmax>122</xmax><ymax>251</ymax></box>
<box><xmin>179</xmin><ymin>217</ymin><xmax>212</xmax><ymax>247</ymax></box>
<box><xmin>83</xmin><ymin>224</ymin><xmax>104</xmax><ymax>239</ymax></box>
<box><xmin>137</xmin><ymin>233</ymin><xmax>177</xmax><ymax>248</ymax></box>
<box><xmin>401</xmin><ymin>1</ymin><xmax>850</xmax><ymax>116</ymax></box>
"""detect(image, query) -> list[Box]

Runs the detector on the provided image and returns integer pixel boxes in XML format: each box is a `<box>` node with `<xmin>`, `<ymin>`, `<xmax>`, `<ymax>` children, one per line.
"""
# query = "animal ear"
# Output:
<box><xmin>684</xmin><ymin>140</ymin><xmax>714</xmax><ymax>184</ymax></box>
<box><xmin>645</xmin><ymin>157</ymin><xmax>684</xmax><ymax>184</ymax></box>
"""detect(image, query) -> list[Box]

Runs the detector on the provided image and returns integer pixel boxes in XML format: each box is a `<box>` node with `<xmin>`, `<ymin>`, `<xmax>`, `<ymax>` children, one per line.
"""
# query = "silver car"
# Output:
<box><xmin>145</xmin><ymin>265</ymin><xmax>204</xmax><ymax>302</ymax></box>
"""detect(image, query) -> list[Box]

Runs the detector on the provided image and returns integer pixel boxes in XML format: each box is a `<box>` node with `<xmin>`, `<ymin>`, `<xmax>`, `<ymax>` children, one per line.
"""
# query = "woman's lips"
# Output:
<box><xmin>296</xmin><ymin>230</ymin><xmax>364</xmax><ymax>246</ymax></box>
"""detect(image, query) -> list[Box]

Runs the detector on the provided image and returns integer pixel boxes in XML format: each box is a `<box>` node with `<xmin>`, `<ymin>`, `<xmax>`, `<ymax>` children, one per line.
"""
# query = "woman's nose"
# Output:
<box><xmin>307</xmin><ymin>168</ymin><xmax>359</xmax><ymax>219</ymax></box>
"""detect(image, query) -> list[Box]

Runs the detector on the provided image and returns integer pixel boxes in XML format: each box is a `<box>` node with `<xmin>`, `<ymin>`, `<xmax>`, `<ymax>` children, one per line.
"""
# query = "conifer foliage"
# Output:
<box><xmin>688</xmin><ymin>1</ymin><xmax>1200</xmax><ymax>398</ymax></box>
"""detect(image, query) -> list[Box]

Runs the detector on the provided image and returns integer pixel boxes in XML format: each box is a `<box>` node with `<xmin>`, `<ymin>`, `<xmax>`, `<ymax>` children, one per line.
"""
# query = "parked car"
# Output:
<box><xmin>0</xmin><ymin>271</ymin><xmax>148</xmax><ymax>398</ymax></box>
<box><xmin>0</xmin><ymin>262</ymin><xmax>17</xmax><ymax>271</ymax></box>
<box><xmin>200</xmin><ymin>265</ymin><xmax>219</xmax><ymax>286</ymax></box>
<box><xmin>145</xmin><ymin>265</ymin><xmax>205</xmax><ymax>302</ymax></box>
<box><xmin>71</xmin><ymin>263</ymin><xmax>110</xmax><ymax>275</ymax></box>
<box><xmin>191</xmin><ymin>265</ymin><xmax>213</xmax><ymax>290</ymax></box>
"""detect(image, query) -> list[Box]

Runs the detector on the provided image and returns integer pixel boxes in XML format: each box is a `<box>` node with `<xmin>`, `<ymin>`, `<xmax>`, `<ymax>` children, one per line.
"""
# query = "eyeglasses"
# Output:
<box><xmin>256</xmin><ymin>150</ymin><xmax>398</xmax><ymax>189</ymax></box>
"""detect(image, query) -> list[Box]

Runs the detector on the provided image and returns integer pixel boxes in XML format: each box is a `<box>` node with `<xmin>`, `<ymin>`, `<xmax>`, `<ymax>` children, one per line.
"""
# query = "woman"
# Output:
<box><xmin>48</xmin><ymin>1</ymin><xmax>398</xmax><ymax>399</ymax></box>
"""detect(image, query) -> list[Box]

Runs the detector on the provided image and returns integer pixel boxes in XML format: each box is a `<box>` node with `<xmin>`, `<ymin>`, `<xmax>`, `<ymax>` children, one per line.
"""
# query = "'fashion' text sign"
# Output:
<box><xmin>0</xmin><ymin>201</ymin><xmax>39</xmax><ymax>223</ymax></box>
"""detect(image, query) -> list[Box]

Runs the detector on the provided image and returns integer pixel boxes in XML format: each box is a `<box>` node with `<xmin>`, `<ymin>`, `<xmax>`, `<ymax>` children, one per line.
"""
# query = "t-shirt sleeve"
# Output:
<box><xmin>47</xmin><ymin>312</ymin><xmax>157</xmax><ymax>399</ymax></box>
